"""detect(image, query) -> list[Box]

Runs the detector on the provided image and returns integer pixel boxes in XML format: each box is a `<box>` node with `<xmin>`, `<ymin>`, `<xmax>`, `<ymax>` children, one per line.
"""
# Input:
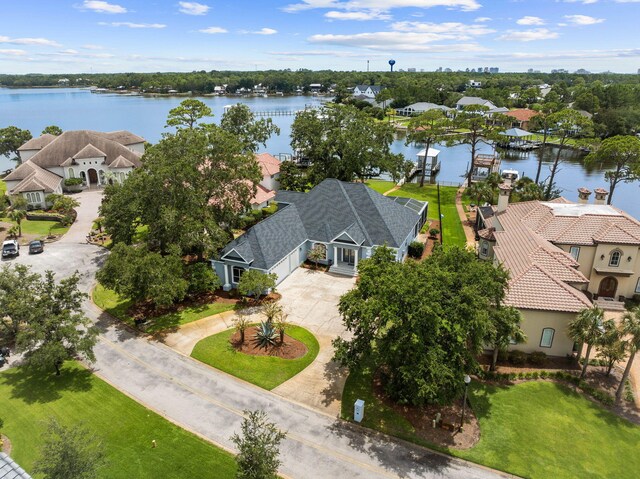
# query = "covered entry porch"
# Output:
<box><xmin>329</xmin><ymin>245</ymin><xmax>360</xmax><ymax>277</ymax></box>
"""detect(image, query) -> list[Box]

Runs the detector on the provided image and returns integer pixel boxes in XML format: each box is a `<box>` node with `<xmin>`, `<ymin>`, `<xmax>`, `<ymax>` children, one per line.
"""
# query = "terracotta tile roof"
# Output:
<box><xmin>477</xmin><ymin>227</ymin><xmax>495</xmax><ymax>241</ymax></box>
<box><xmin>6</xmin><ymin>161</ymin><xmax>62</xmax><ymax>194</ymax></box>
<box><xmin>504</xmin><ymin>265</ymin><xmax>592</xmax><ymax>312</ymax></box>
<box><xmin>256</xmin><ymin>153</ymin><xmax>281</xmax><ymax>177</ymax></box>
<box><xmin>251</xmin><ymin>184</ymin><xmax>276</xmax><ymax>206</ymax></box>
<box><xmin>504</xmin><ymin>108</ymin><xmax>539</xmax><ymax>122</ymax></box>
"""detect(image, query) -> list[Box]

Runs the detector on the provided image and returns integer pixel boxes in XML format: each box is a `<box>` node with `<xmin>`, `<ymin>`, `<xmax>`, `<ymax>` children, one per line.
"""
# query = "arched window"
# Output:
<box><xmin>68</xmin><ymin>168</ymin><xmax>75</xmax><ymax>178</ymax></box>
<box><xmin>98</xmin><ymin>170</ymin><xmax>105</xmax><ymax>185</ymax></box>
<box><xmin>80</xmin><ymin>171</ymin><xmax>87</xmax><ymax>184</ymax></box>
<box><xmin>609</xmin><ymin>250</ymin><xmax>622</xmax><ymax>267</ymax></box>
<box><xmin>540</xmin><ymin>328</ymin><xmax>555</xmax><ymax>348</ymax></box>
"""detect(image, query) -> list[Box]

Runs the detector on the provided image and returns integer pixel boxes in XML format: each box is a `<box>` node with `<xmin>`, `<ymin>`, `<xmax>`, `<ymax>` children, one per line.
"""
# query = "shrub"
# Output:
<box><xmin>539</xmin><ymin>370</ymin><xmax>549</xmax><ymax>379</ymax></box>
<box><xmin>529</xmin><ymin>371</ymin><xmax>539</xmax><ymax>380</ymax></box>
<box><xmin>429</xmin><ymin>228</ymin><xmax>440</xmax><ymax>238</ymax></box>
<box><xmin>509</xmin><ymin>350</ymin><xmax>527</xmax><ymax>366</ymax></box>
<box><xmin>253</xmin><ymin>321</ymin><xmax>277</xmax><ymax>349</ymax></box>
<box><xmin>407</xmin><ymin>241</ymin><xmax>425</xmax><ymax>259</ymax></box>
<box><xmin>528</xmin><ymin>351</ymin><xmax>548</xmax><ymax>367</ymax></box>
<box><xmin>262</xmin><ymin>203</ymin><xmax>278</xmax><ymax>216</ymax></box>
<box><xmin>64</xmin><ymin>177</ymin><xmax>83</xmax><ymax>186</ymax></box>
<box><xmin>497</xmin><ymin>349</ymin><xmax>509</xmax><ymax>362</ymax></box>
<box><xmin>251</xmin><ymin>209</ymin><xmax>263</xmax><ymax>220</ymax></box>
<box><xmin>237</xmin><ymin>270</ymin><xmax>277</xmax><ymax>299</ymax></box>
<box><xmin>186</xmin><ymin>262</ymin><xmax>221</xmax><ymax>295</ymax></box>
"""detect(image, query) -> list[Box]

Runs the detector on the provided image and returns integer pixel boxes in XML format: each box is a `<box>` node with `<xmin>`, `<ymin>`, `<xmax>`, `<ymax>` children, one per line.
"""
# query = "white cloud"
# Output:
<box><xmin>516</xmin><ymin>16</ymin><xmax>545</xmax><ymax>26</ymax></box>
<box><xmin>79</xmin><ymin>1</ymin><xmax>127</xmax><ymax>14</ymax></box>
<box><xmin>269</xmin><ymin>49</ymin><xmax>387</xmax><ymax>58</ymax></box>
<box><xmin>391</xmin><ymin>21</ymin><xmax>495</xmax><ymax>36</ymax></box>
<box><xmin>325</xmin><ymin>10</ymin><xmax>391</xmax><ymax>20</ymax></box>
<box><xmin>308</xmin><ymin>31</ymin><xmax>485</xmax><ymax>52</ymax></box>
<box><xmin>563</xmin><ymin>14</ymin><xmax>605</xmax><ymax>25</ymax></box>
<box><xmin>474</xmin><ymin>17</ymin><xmax>491</xmax><ymax>22</ymax></box>
<box><xmin>82</xmin><ymin>44</ymin><xmax>104</xmax><ymax>50</ymax></box>
<box><xmin>497</xmin><ymin>28</ymin><xmax>559</xmax><ymax>42</ymax></box>
<box><xmin>178</xmin><ymin>2</ymin><xmax>210</xmax><ymax>15</ymax></box>
<box><xmin>284</xmin><ymin>0</ymin><xmax>481</xmax><ymax>13</ymax></box>
<box><xmin>99</xmin><ymin>22</ymin><xmax>167</xmax><ymax>28</ymax></box>
<box><xmin>199</xmin><ymin>26</ymin><xmax>228</xmax><ymax>34</ymax></box>
<box><xmin>561</xmin><ymin>0</ymin><xmax>598</xmax><ymax>3</ymax></box>
<box><xmin>59</xmin><ymin>49</ymin><xmax>80</xmax><ymax>54</ymax></box>
<box><xmin>0</xmin><ymin>36</ymin><xmax>62</xmax><ymax>47</ymax></box>
<box><xmin>0</xmin><ymin>49</ymin><xmax>27</xmax><ymax>56</ymax></box>
<box><xmin>254</xmin><ymin>28</ymin><xmax>278</xmax><ymax>35</ymax></box>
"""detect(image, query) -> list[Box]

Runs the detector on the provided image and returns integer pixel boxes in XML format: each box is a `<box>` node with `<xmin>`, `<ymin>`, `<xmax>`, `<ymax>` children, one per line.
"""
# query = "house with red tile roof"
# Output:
<box><xmin>250</xmin><ymin>153</ymin><xmax>281</xmax><ymax>209</ymax></box>
<box><xmin>476</xmin><ymin>186</ymin><xmax>640</xmax><ymax>356</ymax></box>
<box><xmin>504</xmin><ymin>108</ymin><xmax>539</xmax><ymax>130</ymax></box>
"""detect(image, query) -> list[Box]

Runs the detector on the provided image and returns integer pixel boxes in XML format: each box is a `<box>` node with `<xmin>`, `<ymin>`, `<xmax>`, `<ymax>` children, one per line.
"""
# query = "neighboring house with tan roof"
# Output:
<box><xmin>476</xmin><ymin>186</ymin><xmax>640</xmax><ymax>356</ymax></box>
<box><xmin>250</xmin><ymin>153</ymin><xmax>281</xmax><ymax>209</ymax></box>
<box><xmin>504</xmin><ymin>108</ymin><xmax>539</xmax><ymax>130</ymax></box>
<box><xmin>4</xmin><ymin>130</ymin><xmax>144</xmax><ymax>208</ymax></box>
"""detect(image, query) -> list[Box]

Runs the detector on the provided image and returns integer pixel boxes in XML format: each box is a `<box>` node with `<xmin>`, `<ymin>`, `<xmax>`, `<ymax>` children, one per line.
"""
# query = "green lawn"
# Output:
<box><xmin>93</xmin><ymin>283</ymin><xmax>236</xmax><ymax>333</ymax></box>
<box><xmin>0</xmin><ymin>362</ymin><xmax>236</xmax><ymax>478</ymax></box>
<box><xmin>0</xmin><ymin>217</ymin><xmax>70</xmax><ymax>237</ymax></box>
<box><xmin>364</xmin><ymin>180</ymin><xmax>396</xmax><ymax>195</ymax></box>
<box><xmin>0</xmin><ymin>179</ymin><xmax>6</xmax><ymax>196</ymax></box>
<box><xmin>388</xmin><ymin>184</ymin><xmax>467</xmax><ymax>247</ymax></box>
<box><xmin>341</xmin><ymin>367</ymin><xmax>640</xmax><ymax>479</ymax></box>
<box><xmin>191</xmin><ymin>325</ymin><xmax>320</xmax><ymax>390</ymax></box>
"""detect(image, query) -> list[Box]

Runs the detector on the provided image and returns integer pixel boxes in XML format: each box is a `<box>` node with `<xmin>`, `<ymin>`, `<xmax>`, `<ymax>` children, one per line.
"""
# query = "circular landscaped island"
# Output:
<box><xmin>191</xmin><ymin>324</ymin><xmax>319</xmax><ymax>390</ymax></box>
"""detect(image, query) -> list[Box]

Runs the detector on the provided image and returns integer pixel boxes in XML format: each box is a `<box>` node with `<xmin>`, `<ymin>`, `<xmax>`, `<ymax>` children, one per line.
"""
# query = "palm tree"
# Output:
<box><xmin>465</xmin><ymin>181</ymin><xmax>493</xmax><ymax>206</ymax></box>
<box><xmin>616</xmin><ymin>307</ymin><xmax>640</xmax><ymax>403</ymax></box>
<box><xmin>8</xmin><ymin>209</ymin><xmax>27</xmax><ymax>237</ymax></box>
<box><xmin>568</xmin><ymin>306</ymin><xmax>605</xmax><ymax>379</ymax></box>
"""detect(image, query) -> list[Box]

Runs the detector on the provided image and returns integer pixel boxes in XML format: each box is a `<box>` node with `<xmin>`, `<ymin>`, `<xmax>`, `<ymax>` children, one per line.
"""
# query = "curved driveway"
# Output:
<box><xmin>6</xmin><ymin>190</ymin><xmax>509</xmax><ymax>479</ymax></box>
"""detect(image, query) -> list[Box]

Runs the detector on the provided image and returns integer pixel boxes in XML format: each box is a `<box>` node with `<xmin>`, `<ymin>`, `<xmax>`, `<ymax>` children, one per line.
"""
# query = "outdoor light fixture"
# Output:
<box><xmin>460</xmin><ymin>374</ymin><xmax>471</xmax><ymax>431</ymax></box>
<box><xmin>628</xmin><ymin>256</ymin><xmax>633</xmax><ymax>262</ymax></box>
<box><xmin>601</xmin><ymin>254</ymin><xmax>605</xmax><ymax>260</ymax></box>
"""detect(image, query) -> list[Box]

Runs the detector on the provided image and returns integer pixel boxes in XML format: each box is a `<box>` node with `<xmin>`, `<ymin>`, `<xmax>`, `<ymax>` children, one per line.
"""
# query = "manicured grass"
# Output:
<box><xmin>0</xmin><ymin>179</ymin><xmax>6</xmax><ymax>196</ymax></box>
<box><xmin>388</xmin><ymin>184</ymin><xmax>467</xmax><ymax>247</ymax></box>
<box><xmin>0</xmin><ymin>362</ymin><xmax>236</xmax><ymax>478</ymax></box>
<box><xmin>0</xmin><ymin>217</ymin><xmax>69</xmax><ymax>237</ymax></box>
<box><xmin>191</xmin><ymin>325</ymin><xmax>320</xmax><ymax>390</ymax></box>
<box><xmin>364</xmin><ymin>180</ymin><xmax>396</xmax><ymax>195</ymax></box>
<box><xmin>341</xmin><ymin>367</ymin><xmax>640</xmax><ymax>479</ymax></box>
<box><xmin>93</xmin><ymin>283</ymin><xmax>236</xmax><ymax>333</ymax></box>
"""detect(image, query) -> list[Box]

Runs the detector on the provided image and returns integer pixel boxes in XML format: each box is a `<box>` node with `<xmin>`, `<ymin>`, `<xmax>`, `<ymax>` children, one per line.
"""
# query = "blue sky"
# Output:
<box><xmin>0</xmin><ymin>0</ymin><xmax>639</xmax><ymax>73</ymax></box>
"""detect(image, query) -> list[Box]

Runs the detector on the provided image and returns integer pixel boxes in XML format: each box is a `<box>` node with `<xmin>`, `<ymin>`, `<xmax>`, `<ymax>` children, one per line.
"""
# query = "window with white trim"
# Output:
<box><xmin>540</xmin><ymin>328</ymin><xmax>555</xmax><ymax>348</ymax></box>
<box><xmin>480</xmin><ymin>241</ymin><xmax>489</xmax><ymax>257</ymax></box>
<box><xmin>635</xmin><ymin>277</ymin><xmax>640</xmax><ymax>294</ymax></box>
<box><xmin>232</xmin><ymin>266</ymin><xmax>244</xmax><ymax>283</ymax></box>
<box><xmin>609</xmin><ymin>250</ymin><xmax>622</xmax><ymax>267</ymax></box>
<box><xmin>68</xmin><ymin>168</ymin><xmax>75</xmax><ymax>178</ymax></box>
<box><xmin>569</xmin><ymin>246</ymin><xmax>580</xmax><ymax>261</ymax></box>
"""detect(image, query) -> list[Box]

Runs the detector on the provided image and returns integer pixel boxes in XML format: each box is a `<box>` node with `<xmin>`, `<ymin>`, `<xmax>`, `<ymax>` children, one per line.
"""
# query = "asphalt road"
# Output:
<box><xmin>2</xmin><ymin>190</ymin><xmax>510</xmax><ymax>479</ymax></box>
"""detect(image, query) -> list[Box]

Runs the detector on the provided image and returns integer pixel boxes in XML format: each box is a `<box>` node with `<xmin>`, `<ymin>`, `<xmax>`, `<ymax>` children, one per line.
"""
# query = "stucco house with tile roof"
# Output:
<box><xmin>476</xmin><ymin>185</ymin><xmax>640</xmax><ymax>355</ymax></box>
<box><xmin>212</xmin><ymin>179</ymin><xmax>428</xmax><ymax>290</ymax></box>
<box><xmin>250</xmin><ymin>153</ymin><xmax>281</xmax><ymax>209</ymax></box>
<box><xmin>4</xmin><ymin>130</ymin><xmax>144</xmax><ymax>209</ymax></box>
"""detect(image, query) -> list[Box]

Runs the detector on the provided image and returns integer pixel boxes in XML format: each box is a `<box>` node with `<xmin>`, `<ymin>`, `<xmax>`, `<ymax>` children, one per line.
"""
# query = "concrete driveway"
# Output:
<box><xmin>272</xmin><ymin>268</ymin><xmax>355</xmax><ymax>416</ymax></box>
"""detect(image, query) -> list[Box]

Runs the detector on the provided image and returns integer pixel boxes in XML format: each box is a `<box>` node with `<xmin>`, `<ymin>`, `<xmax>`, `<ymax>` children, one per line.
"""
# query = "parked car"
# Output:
<box><xmin>2</xmin><ymin>239</ymin><xmax>19</xmax><ymax>258</ymax></box>
<box><xmin>29</xmin><ymin>240</ymin><xmax>44</xmax><ymax>254</ymax></box>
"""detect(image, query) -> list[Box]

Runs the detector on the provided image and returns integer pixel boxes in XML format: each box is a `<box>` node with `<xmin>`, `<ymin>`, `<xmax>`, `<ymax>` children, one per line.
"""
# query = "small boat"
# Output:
<box><xmin>501</xmin><ymin>169</ymin><xmax>519</xmax><ymax>183</ymax></box>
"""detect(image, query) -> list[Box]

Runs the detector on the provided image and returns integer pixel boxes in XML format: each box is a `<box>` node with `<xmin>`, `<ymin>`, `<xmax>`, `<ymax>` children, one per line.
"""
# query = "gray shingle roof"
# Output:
<box><xmin>0</xmin><ymin>453</ymin><xmax>32</xmax><ymax>479</ymax></box>
<box><xmin>223</xmin><ymin>179</ymin><xmax>426</xmax><ymax>270</ymax></box>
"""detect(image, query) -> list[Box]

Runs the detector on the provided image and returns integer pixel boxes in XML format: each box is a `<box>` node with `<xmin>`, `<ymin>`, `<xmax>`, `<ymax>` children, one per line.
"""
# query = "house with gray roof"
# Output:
<box><xmin>455</xmin><ymin>96</ymin><xmax>498</xmax><ymax>111</ymax></box>
<box><xmin>5</xmin><ymin>130</ymin><xmax>144</xmax><ymax>209</ymax></box>
<box><xmin>212</xmin><ymin>179</ymin><xmax>427</xmax><ymax>290</ymax></box>
<box><xmin>353</xmin><ymin>85</ymin><xmax>382</xmax><ymax>99</ymax></box>
<box><xmin>0</xmin><ymin>452</ymin><xmax>32</xmax><ymax>479</ymax></box>
<box><xmin>397</xmin><ymin>102</ymin><xmax>453</xmax><ymax>117</ymax></box>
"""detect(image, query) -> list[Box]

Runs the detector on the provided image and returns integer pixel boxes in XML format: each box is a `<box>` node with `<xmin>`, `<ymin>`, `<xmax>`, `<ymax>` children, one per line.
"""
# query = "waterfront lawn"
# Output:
<box><xmin>0</xmin><ymin>179</ymin><xmax>6</xmax><ymax>196</ymax></box>
<box><xmin>341</xmin><ymin>368</ymin><xmax>640</xmax><ymax>479</ymax></box>
<box><xmin>0</xmin><ymin>216</ymin><xmax>69</xmax><ymax>237</ymax></box>
<box><xmin>93</xmin><ymin>283</ymin><xmax>236</xmax><ymax>333</ymax></box>
<box><xmin>0</xmin><ymin>362</ymin><xmax>236</xmax><ymax>478</ymax></box>
<box><xmin>191</xmin><ymin>325</ymin><xmax>320</xmax><ymax>390</ymax></box>
<box><xmin>364</xmin><ymin>180</ymin><xmax>396</xmax><ymax>195</ymax></box>
<box><xmin>388</xmin><ymin>184</ymin><xmax>467</xmax><ymax>247</ymax></box>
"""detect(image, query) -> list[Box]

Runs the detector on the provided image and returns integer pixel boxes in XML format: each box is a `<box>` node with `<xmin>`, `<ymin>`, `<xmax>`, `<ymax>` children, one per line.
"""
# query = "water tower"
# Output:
<box><xmin>389</xmin><ymin>59</ymin><xmax>396</xmax><ymax>72</ymax></box>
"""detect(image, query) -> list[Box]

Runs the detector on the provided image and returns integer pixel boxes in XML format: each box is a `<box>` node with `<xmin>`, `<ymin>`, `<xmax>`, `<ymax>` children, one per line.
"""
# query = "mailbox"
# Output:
<box><xmin>354</xmin><ymin>399</ymin><xmax>365</xmax><ymax>423</ymax></box>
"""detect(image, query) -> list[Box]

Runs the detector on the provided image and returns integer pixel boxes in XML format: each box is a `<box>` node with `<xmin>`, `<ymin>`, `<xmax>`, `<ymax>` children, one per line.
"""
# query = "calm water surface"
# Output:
<box><xmin>1</xmin><ymin>87</ymin><xmax>638</xmax><ymax>218</ymax></box>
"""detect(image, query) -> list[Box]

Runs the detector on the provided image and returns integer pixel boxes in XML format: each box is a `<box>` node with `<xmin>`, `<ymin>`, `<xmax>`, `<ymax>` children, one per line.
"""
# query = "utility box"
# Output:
<box><xmin>354</xmin><ymin>399</ymin><xmax>365</xmax><ymax>423</ymax></box>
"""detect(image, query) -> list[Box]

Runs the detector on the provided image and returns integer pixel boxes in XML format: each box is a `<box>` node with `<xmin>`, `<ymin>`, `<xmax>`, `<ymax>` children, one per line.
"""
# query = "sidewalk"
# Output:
<box><xmin>455</xmin><ymin>186</ymin><xmax>477</xmax><ymax>248</ymax></box>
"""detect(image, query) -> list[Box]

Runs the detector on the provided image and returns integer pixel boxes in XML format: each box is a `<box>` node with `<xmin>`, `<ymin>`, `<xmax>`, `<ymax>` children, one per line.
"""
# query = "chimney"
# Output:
<box><xmin>497</xmin><ymin>183</ymin><xmax>512</xmax><ymax>213</ymax></box>
<box><xmin>594</xmin><ymin>188</ymin><xmax>609</xmax><ymax>205</ymax></box>
<box><xmin>577</xmin><ymin>187</ymin><xmax>592</xmax><ymax>204</ymax></box>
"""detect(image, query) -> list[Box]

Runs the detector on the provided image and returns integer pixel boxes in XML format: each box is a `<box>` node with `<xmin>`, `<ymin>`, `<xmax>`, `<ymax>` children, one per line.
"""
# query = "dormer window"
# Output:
<box><xmin>609</xmin><ymin>250</ymin><xmax>622</xmax><ymax>267</ymax></box>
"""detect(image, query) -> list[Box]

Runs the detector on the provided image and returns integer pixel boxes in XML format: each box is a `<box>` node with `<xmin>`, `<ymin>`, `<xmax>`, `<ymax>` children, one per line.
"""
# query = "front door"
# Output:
<box><xmin>87</xmin><ymin>168</ymin><xmax>98</xmax><ymax>185</ymax></box>
<box><xmin>342</xmin><ymin>248</ymin><xmax>355</xmax><ymax>266</ymax></box>
<box><xmin>598</xmin><ymin>276</ymin><xmax>618</xmax><ymax>298</ymax></box>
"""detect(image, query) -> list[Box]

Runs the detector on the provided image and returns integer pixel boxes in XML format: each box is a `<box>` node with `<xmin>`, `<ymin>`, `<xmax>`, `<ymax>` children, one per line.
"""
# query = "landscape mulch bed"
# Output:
<box><xmin>1</xmin><ymin>435</ymin><xmax>11</xmax><ymax>455</ymax></box>
<box><xmin>229</xmin><ymin>326</ymin><xmax>307</xmax><ymax>359</ymax></box>
<box><xmin>373</xmin><ymin>370</ymin><xmax>480</xmax><ymax>450</ymax></box>
<box><xmin>478</xmin><ymin>353</ymin><xmax>581</xmax><ymax>372</ymax></box>
<box><xmin>422</xmin><ymin>220</ymin><xmax>441</xmax><ymax>258</ymax></box>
